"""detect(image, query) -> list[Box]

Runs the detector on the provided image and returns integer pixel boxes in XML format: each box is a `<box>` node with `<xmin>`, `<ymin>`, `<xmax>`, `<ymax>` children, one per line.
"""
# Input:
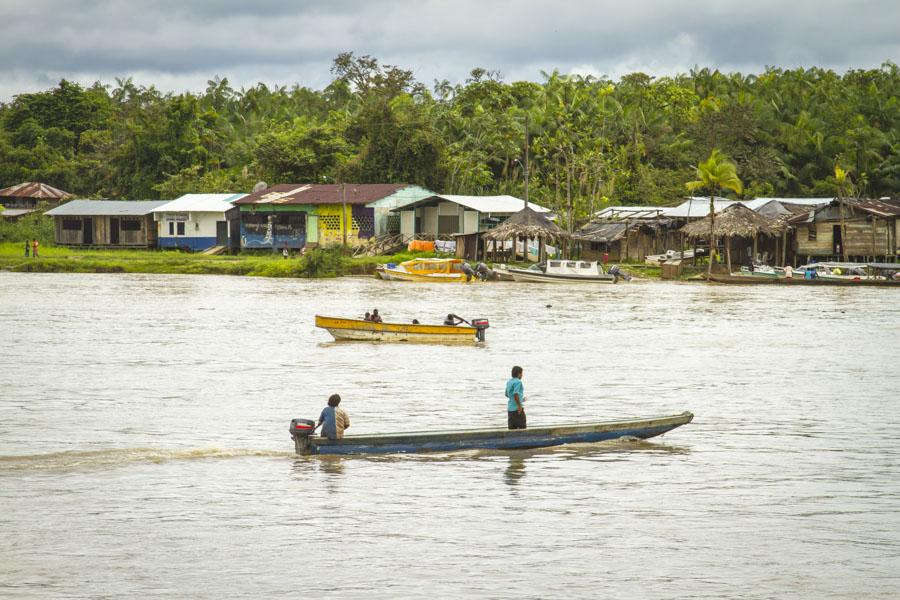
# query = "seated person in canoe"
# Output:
<box><xmin>318</xmin><ymin>394</ymin><xmax>350</xmax><ymax>440</ymax></box>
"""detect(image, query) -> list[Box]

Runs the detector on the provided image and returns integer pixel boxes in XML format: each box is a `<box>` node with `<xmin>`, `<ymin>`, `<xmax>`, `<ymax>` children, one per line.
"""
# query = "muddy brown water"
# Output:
<box><xmin>1</xmin><ymin>272</ymin><xmax>898</xmax><ymax>599</ymax></box>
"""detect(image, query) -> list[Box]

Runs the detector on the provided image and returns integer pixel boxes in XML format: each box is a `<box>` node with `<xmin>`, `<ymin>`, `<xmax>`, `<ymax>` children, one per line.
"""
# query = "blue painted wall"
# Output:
<box><xmin>240</xmin><ymin>225</ymin><xmax>306</xmax><ymax>249</ymax></box>
<box><xmin>158</xmin><ymin>236</ymin><xmax>218</xmax><ymax>251</ymax></box>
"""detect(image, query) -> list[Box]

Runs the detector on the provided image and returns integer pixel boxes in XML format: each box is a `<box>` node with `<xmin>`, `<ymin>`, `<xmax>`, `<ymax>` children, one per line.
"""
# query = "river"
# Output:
<box><xmin>1</xmin><ymin>272</ymin><xmax>898</xmax><ymax>599</ymax></box>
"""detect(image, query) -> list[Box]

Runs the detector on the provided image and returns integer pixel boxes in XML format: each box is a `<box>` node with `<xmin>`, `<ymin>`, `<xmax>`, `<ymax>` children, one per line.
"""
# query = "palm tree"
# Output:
<box><xmin>833</xmin><ymin>165</ymin><xmax>854</xmax><ymax>262</ymax></box>
<box><xmin>686</xmin><ymin>150</ymin><xmax>744</xmax><ymax>277</ymax></box>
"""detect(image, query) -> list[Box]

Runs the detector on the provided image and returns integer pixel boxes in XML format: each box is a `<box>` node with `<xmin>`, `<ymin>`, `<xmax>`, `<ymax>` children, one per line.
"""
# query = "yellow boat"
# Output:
<box><xmin>376</xmin><ymin>258</ymin><xmax>477</xmax><ymax>283</ymax></box>
<box><xmin>315</xmin><ymin>315</ymin><xmax>489</xmax><ymax>343</ymax></box>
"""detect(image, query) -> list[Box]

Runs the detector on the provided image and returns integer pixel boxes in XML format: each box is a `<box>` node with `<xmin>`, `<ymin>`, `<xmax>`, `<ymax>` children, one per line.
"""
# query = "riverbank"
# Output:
<box><xmin>0</xmin><ymin>243</ymin><xmax>419</xmax><ymax>278</ymax></box>
<box><xmin>0</xmin><ymin>243</ymin><xmax>682</xmax><ymax>279</ymax></box>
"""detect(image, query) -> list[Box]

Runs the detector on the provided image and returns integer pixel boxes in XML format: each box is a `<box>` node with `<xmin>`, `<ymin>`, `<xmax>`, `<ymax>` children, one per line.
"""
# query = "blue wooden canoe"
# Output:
<box><xmin>290</xmin><ymin>411</ymin><xmax>693</xmax><ymax>455</ymax></box>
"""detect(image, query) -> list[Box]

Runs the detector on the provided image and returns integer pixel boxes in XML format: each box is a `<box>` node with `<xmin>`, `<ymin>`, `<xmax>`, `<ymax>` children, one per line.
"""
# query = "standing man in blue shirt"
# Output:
<box><xmin>505</xmin><ymin>366</ymin><xmax>526</xmax><ymax>429</ymax></box>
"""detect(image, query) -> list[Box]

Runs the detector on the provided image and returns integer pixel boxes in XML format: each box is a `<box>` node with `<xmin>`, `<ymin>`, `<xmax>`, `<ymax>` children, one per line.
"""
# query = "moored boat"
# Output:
<box><xmin>289</xmin><ymin>411</ymin><xmax>693</xmax><ymax>455</ymax></box>
<box><xmin>645</xmin><ymin>249</ymin><xmax>702</xmax><ymax>265</ymax></box>
<box><xmin>376</xmin><ymin>258</ymin><xmax>478</xmax><ymax>282</ymax></box>
<box><xmin>707</xmin><ymin>273</ymin><xmax>900</xmax><ymax>286</ymax></box>
<box><xmin>508</xmin><ymin>260</ymin><xmax>619</xmax><ymax>283</ymax></box>
<box><xmin>315</xmin><ymin>315</ymin><xmax>489</xmax><ymax>343</ymax></box>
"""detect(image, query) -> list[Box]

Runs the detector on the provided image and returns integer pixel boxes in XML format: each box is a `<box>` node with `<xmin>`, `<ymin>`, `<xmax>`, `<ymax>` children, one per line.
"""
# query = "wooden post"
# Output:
<box><xmin>341</xmin><ymin>183</ymin><xmax>348</xmax><ymax>247</ymax></box>
<box><xmin>524</xmin><ymin>113</ymin><xmax>529</xmax><ymax>210</ymax></box>
<box><xmin>752</xmin><ymin>235</ymin><xmax>758</xmax><ymax>264</ymax></box>
<box><xmin>872</xmin><ymin>217</ymin><xmax>878</xmax><ymax>261</ymax></box>
<box><xmin>726</xmin><ymin>236</ymin><xmax>732</xmax><ymax>273</ymax></box>
<box><xmin>774</xmin><ymin>235</ymin><xmax>780</xmax><ymax>267</ymax></box>
<box><xmin>693</xmin><ymin>238</ymin><xmax>698</xmax><ymax>266</ymax></box>
<box><xmin>781</xmin><ymin>229</ymin><xmax>788</xmax><ymax>267</ymax></box>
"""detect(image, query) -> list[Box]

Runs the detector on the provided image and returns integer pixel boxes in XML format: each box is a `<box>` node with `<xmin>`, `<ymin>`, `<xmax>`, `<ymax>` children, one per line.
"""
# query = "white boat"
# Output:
<box><xmin>507</xmin><ymin>260</ymin><xmax>618</xmax><ymax>283</ymax></box>
<box><xmin>644</xmin><ymin>249</ymin><xmax>702</xmax><ymax>265</ymax></box>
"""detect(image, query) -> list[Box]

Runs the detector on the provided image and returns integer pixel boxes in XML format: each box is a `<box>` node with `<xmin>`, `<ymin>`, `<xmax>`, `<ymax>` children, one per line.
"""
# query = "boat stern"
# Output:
<box><xmin>289</xmin><ymin>418</ymin><xmax>317</xmax><ymax>454</ymax></box>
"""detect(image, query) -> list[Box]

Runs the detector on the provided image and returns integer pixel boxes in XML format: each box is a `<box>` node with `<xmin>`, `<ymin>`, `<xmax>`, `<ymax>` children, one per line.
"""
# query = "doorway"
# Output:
<box><xmin>832</xmin><ymin>225</ymin><xmax>843</xmax><ymax>256</ymax></box>
<box><xmin>216</xmin><ymin>221</ymin><xmax>227</xmax><ymax>246</ymax></box>
<box><xmin>110</xmin><ymin>218</ymin><xmax>120</xmax><ymax>244</ymax></box>
<box><xmin>82</xmin><ymin>218</ymin><xmax>94</xmax><ymax>245</ymax></box>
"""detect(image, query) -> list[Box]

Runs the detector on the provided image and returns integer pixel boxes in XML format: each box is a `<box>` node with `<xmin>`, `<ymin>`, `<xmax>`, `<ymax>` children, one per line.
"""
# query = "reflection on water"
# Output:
<box><xmin>1</xmin><ymin>272</ymin><xmax>899</xmax><ymax>599</ymax></box>
<box><xmin>504</xmin><ymin>455</ymin><xmax>527</xmax><ymax>486</ymax></box>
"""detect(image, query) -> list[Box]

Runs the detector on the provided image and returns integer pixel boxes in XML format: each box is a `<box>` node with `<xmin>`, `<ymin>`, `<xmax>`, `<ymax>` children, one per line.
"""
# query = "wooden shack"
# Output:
<box><xmin>574</xmin><ymin>207</ymin><xmax>677</xmax><ymax>262</ymax></box>
<box><xmin>0</xmin><ymin>181</ymin><xmax>73</xmax><ymax>221</ymax></box>
<box><xmin>45</xmin><ymin>200</ymin><xmax>167</xmax><ymax>247</ymax></box>
<box><xmin>790</xmin><ymin>199</ymin><xmax>900</xmax><ymax>262</ymax></box>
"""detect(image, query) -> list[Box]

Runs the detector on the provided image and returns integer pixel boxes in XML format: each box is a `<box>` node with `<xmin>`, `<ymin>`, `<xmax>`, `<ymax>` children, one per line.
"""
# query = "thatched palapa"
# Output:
<box><xmin>483</xmin><ymin>206</ymin><xmax>569</xmax><ymax>242</ymax></box>
<box><xmin>679</xmin><ymin>204</ymin><xmax>775</xmax><ymax>239</ymax></box>
<box><xmin>482</xmin><ymin>206</ymin><xmax>570</xmax><ymax>261</ymax></box>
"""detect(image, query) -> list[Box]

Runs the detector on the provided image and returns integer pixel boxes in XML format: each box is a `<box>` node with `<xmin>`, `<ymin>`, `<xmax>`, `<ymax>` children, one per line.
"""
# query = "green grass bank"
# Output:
<box><xmin>0</xmin><ymin>243</ymin><xmax>690</xmax><ymax>280</ymax></box>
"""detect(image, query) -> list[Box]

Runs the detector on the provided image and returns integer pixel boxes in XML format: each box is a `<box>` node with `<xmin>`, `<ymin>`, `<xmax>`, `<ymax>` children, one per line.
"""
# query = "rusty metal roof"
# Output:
<box><xmin>233</xmin><ymin>184</ymin><xmax>409</xmax><ymax>206</ymax></box>
<box><xmin>789</xmin><ymin>198</ymin><xmax>900</xmax><ymax>224</ymax></box>
<box><xmin>854</xmin><ymin>198</ymin><xmax>900</xmax><ymax>217</ymax></box>
<box><xmin>0</xmin><ymin>181</ymin><xmax>73</xmax><ymax>200</ymax></box>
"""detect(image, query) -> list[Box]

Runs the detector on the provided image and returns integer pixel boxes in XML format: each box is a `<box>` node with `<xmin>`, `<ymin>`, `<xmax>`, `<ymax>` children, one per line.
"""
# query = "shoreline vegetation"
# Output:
<box><xmin>0</xmin><ymin>243</ymin><xmax>669</xmax><ymax>279</ymax></box>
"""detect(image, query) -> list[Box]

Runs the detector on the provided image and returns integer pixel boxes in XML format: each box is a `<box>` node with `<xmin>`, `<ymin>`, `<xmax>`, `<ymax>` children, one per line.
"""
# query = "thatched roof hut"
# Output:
<box><xmin>483</xmin><ymin>206</ymin><xmax>570</xmax><ymax>243</ymax></box>
<box><xmin>482</xmin><ymin>206</ymin><xmax>570</xmax><ymax>261</ymax></box>
<box><xmin>679</xmin><ymin>204</ymin><xmax>775</xmax><ymax>239</ymax></box>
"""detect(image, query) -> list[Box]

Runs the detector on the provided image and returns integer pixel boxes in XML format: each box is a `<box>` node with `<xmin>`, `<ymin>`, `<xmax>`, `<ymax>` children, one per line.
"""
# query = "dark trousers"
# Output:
<box><xmin>508</xmin><ymin>410</ymin><xmax>527</xmax><ymax>430</ymax></box>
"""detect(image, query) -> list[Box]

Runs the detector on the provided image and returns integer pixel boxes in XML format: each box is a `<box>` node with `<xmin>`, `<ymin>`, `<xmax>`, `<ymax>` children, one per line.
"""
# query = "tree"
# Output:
<box><xmin>833</xmin><ymin>165</ymin><xmax>855</xmax><ymax>261</ymax></box>
<box><xmin>686</xmin><ymin>150</ymin><xmax>744</xmax><ymax>276</ymax></box>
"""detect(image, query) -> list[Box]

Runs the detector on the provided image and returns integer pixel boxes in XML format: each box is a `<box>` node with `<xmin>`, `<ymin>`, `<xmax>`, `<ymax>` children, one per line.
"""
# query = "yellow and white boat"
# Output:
<box><xmin>315</xmin><ymin>315</ymin><xmax>489</xmax><ymax>343</ymax></box>
<box><xmin>376</xmin><ymin>258</ymin><xmax>476</xmax><ymax>283</ymax></box>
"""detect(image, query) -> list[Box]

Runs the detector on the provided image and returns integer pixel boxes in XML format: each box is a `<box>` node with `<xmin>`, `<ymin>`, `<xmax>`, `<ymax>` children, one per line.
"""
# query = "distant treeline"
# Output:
<box><xmin>1</xmin><ymin>53</ymin><xmax>897</xmax><ymax>223</ymax></box>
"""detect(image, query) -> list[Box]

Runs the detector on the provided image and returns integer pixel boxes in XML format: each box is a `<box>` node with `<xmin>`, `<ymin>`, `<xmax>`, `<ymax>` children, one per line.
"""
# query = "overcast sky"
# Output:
<box><xmin>0</xmin><ymin>0</ymin><xmax>896</xmax><ymax>100</ymax></box>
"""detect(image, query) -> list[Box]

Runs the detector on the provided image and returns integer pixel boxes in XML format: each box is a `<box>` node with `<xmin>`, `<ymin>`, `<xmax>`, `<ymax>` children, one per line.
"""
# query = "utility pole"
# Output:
<box><xmin>524</xmin><ymin>113</ymin><xmax>530</xmax><ymax>209</ymax></box>
<box><xmin>341</xmin><ymin>182</ymin><xmax>348</xmax><ymax>246</ymax></box>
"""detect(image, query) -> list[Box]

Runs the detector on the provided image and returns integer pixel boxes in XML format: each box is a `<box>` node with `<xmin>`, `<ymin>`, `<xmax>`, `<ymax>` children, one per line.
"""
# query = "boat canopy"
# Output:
<box><xmin>545</xmin><ymin>260</ymin><xmax>602</xmax><ymax>275</ymax></box>
<box><xmin>402</xmin><ymin>258</ymin><xmax>465</xmax><ymax>273</ymax></box>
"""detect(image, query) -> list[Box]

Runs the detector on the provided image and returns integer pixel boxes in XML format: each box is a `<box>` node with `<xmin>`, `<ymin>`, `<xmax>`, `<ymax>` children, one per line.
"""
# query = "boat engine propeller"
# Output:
<box><xmin>471</xmin><ymin>318</ymin><xmax>490</xmax><ymax>342</ymax></box>
<box><xmin>289</xmin><ymin>418</ymin><xmax>316</xmax><ymax>453</ymax></box>
<box><xmin>608</xmin><ymin>265</ymin><xmax>632</xmax><ymax>282</ymax></box>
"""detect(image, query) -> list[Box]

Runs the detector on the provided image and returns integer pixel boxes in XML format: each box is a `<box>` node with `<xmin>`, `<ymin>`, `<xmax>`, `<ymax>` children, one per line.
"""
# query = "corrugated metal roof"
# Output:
<box><xmin>46</xmin><ymin>200</ymin><xmax>168</xmax><ymax>216</ymax></box>
<box><xmin>743</xmin><ymin>197</ymin><xmax>833</xmax><ymax>209</ymax></box>
<box><xmin>573</xmin><ymin>222</ymin><xmax>628</xmax><ymax>243</ymax></box>
<box><xmin>855</xmin><ymin>199</ymin><xmax>900</xmax><ymax>217</ymax></box>
<box><xmin>394</xmin><ymin>194</ymin><xmax>550</xmax><ymax>213</ymax></box>
<box><xmin>0</xmin><ymin>181</ymin><xmax>73</xmax><ymax>200</ymax></box>
<box><xmin>593</xmin><ymin>206</ymin><xmax>666</xmax><ymax>220</ymax></box>
<box><xmin>234</xmin><ymin>183</ymin><xmax>409</xmax><ymax>206</ymax></box>
<box><xmin>661</xmin><ymin>197</ymin><xmax>737</xmax><ymax>218</ymax></box>
<box><xmin>0</xmin><ymin>208</ymin><xmax>39</xmax><ymax>218</ymax></box>
<box><xmin>153</xmin><ymin>193</ymin><xmax>246</xmax><ymax>213</ymax></box>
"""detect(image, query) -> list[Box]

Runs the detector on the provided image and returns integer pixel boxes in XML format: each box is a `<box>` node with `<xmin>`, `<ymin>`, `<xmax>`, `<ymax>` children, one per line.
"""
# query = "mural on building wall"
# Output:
<box><xmin>241</xmin><ymin>211</ymin><xmax>306</xmax><ymax>249</ymax></box>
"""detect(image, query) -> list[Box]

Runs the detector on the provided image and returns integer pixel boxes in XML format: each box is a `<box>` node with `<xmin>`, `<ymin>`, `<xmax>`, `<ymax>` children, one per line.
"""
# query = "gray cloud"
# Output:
<box><xmin>0</xmin><ymin>0</ymin><xmax>896</xmax><ymax>99</ymax></box>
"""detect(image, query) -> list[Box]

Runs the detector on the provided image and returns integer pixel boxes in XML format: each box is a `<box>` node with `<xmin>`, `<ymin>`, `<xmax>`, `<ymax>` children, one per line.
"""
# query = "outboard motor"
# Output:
<box><xmin>471</xmin><ymin>318</ymin><xmax>490</xmax><ymax>342</ymax></box>
<box><xmin>608</xmin><ymin>265</ymin><xmax>632</xmax><ymax>282</ymax></box>
<box><xmin>289</xmin><ymin>418</ymin><xmax>316</xmax><ymax>454</ymax></box>
<box><xmin>461</xmin><ymin>262</ymin><xmax>476</xmax><ymax>282</ymax></box>
<box><xmin>475</xmin><ymin>262</ymin><xmax>495</xmax><ymax>281</ymax></box>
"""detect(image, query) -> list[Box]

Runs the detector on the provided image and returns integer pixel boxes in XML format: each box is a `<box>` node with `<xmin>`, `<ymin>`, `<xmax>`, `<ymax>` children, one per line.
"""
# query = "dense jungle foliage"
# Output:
<box><xmin>1</xmin><ymin>53</ymin><xmax>897</xmax><ymax>228</ymax></box>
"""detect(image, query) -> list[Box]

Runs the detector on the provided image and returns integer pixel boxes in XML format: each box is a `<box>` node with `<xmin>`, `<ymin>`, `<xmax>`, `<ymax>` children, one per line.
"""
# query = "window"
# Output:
<box><xmin>121</xmin><ymin>219</ymin><xmax>142</xmax><ymax>231</ymax></box>
<box><xmin>808</xmin><ymin>224</ymin><xmax>817</xmax><ymax>241</ymax></box>
<box><xmin>62</xmin><ymin>218</ymin><xmax>81</xmax><ymax>231</ymax></box>
<box><xmin>177</xmin><ymin>222</ymin><xmax>185</xmax><ymax>235</ymax></box>
<box><xmin>438</xmin><ymin>215</ymin><xmax>458</xmax><ymax>234</ymax></box>
<box><xmin>168</xmin><ymin>222</ymin><xmax>175</xmax><ymax>235</ymax></box>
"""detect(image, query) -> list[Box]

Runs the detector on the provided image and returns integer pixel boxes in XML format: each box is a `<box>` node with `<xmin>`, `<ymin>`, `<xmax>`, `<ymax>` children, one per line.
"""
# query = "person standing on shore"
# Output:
<box><xmin>506</xmin><ymin>366</ymin><xmax>526</xmax><ymax>430</ymax></box>
<box><xmin>32</xmin><ymin>238</ymin><xmax>39</xmax><ymax>258</ymax></box>
<box><xmin>24</xmin><ymin>240</ymin><xmax>29</xmax><ymax>258</ymax></box>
